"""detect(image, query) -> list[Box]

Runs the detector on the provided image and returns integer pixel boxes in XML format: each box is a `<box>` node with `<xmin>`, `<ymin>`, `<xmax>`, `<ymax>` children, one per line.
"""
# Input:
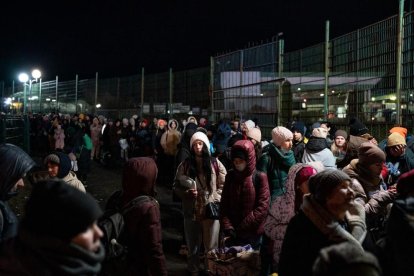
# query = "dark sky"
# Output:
<box><xmin>0</xmin><ymin>0</ymin><xmax>402</xmax><ymax>82</ymax></box>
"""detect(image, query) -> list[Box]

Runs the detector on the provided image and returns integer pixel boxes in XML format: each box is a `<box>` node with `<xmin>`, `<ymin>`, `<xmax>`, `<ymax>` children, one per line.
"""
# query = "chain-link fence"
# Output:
<box><xmin>1</xmin><ymin>67</ymin><xmax>210</xmax><ymax>120</ymax></box>
<box><xmin>212</xmin><ymin>11</ymin><xmax>414</xmax><ymax>139</ymax></box>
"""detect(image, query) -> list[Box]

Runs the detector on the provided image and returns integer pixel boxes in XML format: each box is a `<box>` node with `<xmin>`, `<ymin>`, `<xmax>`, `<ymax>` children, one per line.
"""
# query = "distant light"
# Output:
<box><xmin>297</xmin><ymin>87</ymin><xmax>301</xmax><ymax>91</ymax></box>
<box><xmin>371</xmin><ymin>97</ymin><xmax>376</xmax><ymax>101</ymax></box>
<box><xmin>390</xmin><ymin>96</ymin><xmax>397</xmax><ymax>101</ymax></box>
<box><xmin>4</xmin><ymin>98</ymin><xmax>12</xmax><ymax>105</ymax></box>
<box><xmin>18</xmin><ymin>73</ymin><xmax>29</xmax><ymax>83</ymax></box>
<box><xmin>260</xmin><ymin>93</ymin><xmax>264</xmax><ymax>96</ymax></box>
<box><xmin>29</xmin><ymin>96</ymin><xmax>38</xmax><ymax>101</ymax></box>
<box><xmin>371</xmin><ymin>117</ymin><xmax>375</xmax><ymax>121</ymax></box>
<box><xmin>331</xmin><ymin>90</ymin><xmax>335</xmax><ymax>93</ymax></box>
<box><xmin>32</xmin><ymin>69</ymin><xmax>41</xmax><ymax>79</ymax></box>
<box><xmin>410</xmin><ymin>94</ymin><xmax>413</xmax><ymax>97</ymax></box>
<box><xmin>320</xmin><ymin>93</ymin><xmax>324</xmax><ymax>97</ymax></box>
<box><xmin>303</xmin><ymin>98</ymin><xmax>307</xmax><ymax>102</ymax></box>
<box><xmin>51</xmin><ymin>99</ymin><xmax>56</xmax><ymax>102</ymax></box>
<box><xmin>46</xmin><ymin>98</ymin><xmax>51</xmax><ymax>101</ymax></box>
<box><xmin>96</xmin><ymin>103</ymin><xmax>101</xmax><ymax>108</ymax></box>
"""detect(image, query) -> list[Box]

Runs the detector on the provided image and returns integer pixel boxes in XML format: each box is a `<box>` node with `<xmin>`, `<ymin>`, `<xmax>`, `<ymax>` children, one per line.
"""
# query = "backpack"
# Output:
<box><xmin>98</xmin><ymin>190</ymin><xmax>154</xmax><ymax>262</ymax></box>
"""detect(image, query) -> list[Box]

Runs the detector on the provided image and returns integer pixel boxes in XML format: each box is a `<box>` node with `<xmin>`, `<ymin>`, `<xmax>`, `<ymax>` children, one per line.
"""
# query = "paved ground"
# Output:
<box><xmin>10</xmin><ymin>157</ymin><xmax>189</xmax><ymax>276</ymax></box>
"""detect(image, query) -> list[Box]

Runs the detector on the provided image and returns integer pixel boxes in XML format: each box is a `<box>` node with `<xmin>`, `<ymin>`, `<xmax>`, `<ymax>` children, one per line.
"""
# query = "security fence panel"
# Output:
<box><xmin>212</xmin><ymin>41</ymin><xmax>282</xmax><ymax>138</ymax></box>
<box><xmin>402</xmin><ymin>11</ymin><xmax>414</xmax><ymax>127</ymax></box>
<box><xmin>285</xmin><ymin>43</ymin><xmax>326</xmax><ymax>124</ymax></box>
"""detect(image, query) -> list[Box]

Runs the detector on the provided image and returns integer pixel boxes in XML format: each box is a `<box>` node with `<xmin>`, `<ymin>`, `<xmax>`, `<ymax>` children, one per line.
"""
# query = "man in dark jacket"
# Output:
<box><xmin>0</xmin><ymin>143</ymin><xmax>36</xmax><ymax>242</ymax></box>
<box><xmin>0</xmin><ymin>179</ymin><xmax>105</xmax><ymax>275</ymax></box>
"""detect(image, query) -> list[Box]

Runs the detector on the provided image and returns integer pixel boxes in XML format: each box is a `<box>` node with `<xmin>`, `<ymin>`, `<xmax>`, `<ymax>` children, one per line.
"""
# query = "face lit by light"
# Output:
<box><xmin>293</xmin><ymin>131</ymin><xmax>303</xmax><ymax>142</ymax></box>
<box><xmin>71</xmin><ymin>222</ymin><xmax>103</xmax><ymax>252</ymax></box>
<box><xmin>193</xmin><ymin>140</ymin><xmax>204</xmax><ymax>156</ymax></box>
<box><xmin>10</xmin><ymin>178</ymin><xmax>25</xmax><ymax>193</ymax></box>
<box><xmin>335</xmin><ymin>136</ymin><xmax>346</xmax><ymax>147</ymax></box>
<box><xmin>47</xmin><ymin>162</ymin><xmax>59</xmax><ymax>178</ymax></box>
<box><xmin>280</xmin><ymin>138</ymin><xmax>293</xmax><ymax>151</ymax></box>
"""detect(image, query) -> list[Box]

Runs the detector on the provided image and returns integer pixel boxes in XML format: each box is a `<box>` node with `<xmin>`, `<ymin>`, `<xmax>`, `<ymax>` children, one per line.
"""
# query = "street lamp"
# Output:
<box><xmin>18</xmin><ymin>69</ymin><xmax>42</xmax><ymax>114</ymax></box>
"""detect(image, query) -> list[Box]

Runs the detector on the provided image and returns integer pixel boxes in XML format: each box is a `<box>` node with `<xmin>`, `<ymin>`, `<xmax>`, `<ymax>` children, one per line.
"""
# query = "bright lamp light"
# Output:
<box><xmin>18</xmin><ymin>73</ymin><xmax>29</xmax><ymax>83</ymax></box>
<box><xmin>32</xmin><ymin>69</ymin><xmax>41</xmax><ymax>79</ymax></box>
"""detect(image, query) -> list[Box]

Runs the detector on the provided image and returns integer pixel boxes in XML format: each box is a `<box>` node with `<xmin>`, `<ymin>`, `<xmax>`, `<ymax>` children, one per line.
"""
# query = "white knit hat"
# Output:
<box><xmin>247</xmin><ymin>127</ymin><xmax>262</xmax><ymax>143</ymax></box>
<box><xmin>312</xmin><ymin>127</ymin><xmax>328</xmax><ymax>139</ymax></box>
<box><xmin>190</xmin><ymin>131</ymin><xmax>211</xmax><ymax>153</ymax></box>
<box><xmin>243</xmin><ymin>120</ymin><xmax>255</xmax><ymax>130</ymax></box>
<box><xmin>272</xmin><ymin>126</ymin><xmax>293</xmax><ymax>146</ymax></box>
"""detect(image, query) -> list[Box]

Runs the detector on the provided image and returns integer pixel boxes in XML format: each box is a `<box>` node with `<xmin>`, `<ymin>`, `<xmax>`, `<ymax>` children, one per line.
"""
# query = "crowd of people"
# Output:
<box><xmin>0</xmin><ymin>112</ymin><xmax>413</xmax><ymax>275</ymax></box>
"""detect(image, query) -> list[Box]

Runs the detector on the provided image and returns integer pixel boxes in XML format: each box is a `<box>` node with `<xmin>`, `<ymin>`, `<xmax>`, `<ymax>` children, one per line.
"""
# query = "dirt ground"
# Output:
<box><xmin>9</xmin><ymin>157</ymin><xmax>188</xmax><ymax>276</ymax></box>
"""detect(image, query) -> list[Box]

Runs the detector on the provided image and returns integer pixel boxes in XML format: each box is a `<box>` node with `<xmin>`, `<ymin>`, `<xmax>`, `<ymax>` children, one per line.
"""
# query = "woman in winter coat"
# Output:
<box><xmin>90</xmin><ymin>117</ymin><xmax>102</xmax><ymax>160</ymax></box>
<box><xmin>121</xmin><ymin>157</ymin><xmax>167</xmax><ymax>276</ymax></box>
<box><xmin>383</xmin><ymin>132</ymin><xmax>414</xmax><ymax>186</ymax></box>
<box><xmin>342</xmin><ymin>142</ymin><xmax>396</xmax><ymax>227</ymax></box>
<box><xmin>257</xmin><ymin>126</ymin><xmax>296</xmax><ymax>201</ymax></box>
<box><xmin>53</xmin><ymin>123</ymin><xmax>65</xmax><ymax>150</ymax></box>
<box><xmin>0</xmin><ymin>144</ymin><xmax>36</xmax><ymax>242</ymax></box>
<box><xmin>174</xmin><ymin>131</ymin><xmax>227</xmax><ymax>275</ymax></box>
<box><xmin>263</xmin><ymin>162</ymin><xmax>322</xmax><ymax>273</ymax></box>
<box><xmin>302</xmin><ymin>127</ymin><xmax>336</xmax><ymax>168</ymax></box>
<box><xmin>220</xmin><ymin>139</ymin><xmax>270</xmax><ymax>249</ymax></box>
<box><xmin>278</xmin><ymin>170</ymin><xmax>367</xmax><ymax>276</ymax></box>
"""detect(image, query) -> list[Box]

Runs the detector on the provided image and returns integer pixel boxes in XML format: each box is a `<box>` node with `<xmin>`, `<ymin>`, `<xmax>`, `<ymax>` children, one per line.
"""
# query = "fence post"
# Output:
<box><xmin>169</xmin><ymin>68</ymin><xmax>173</xmax><ymax>119</ymax></box>
<box><xmin>23</xmin><ymin>115</ymin><xmax>30</xmax><ymax>153</ymax></box>
<box><xmin>277</xmin><ymin>38</ymin><xmax>284</xmax><ymax>126</ymax></box>
<box><xmin>140</xmin><ymin>67</ymin><xmax>145</xmax><ymax>119</ymax></box>
<box><xmin>324</xmin><ymin>20</ymin><xmax>330</xmax><ymax>121</ymax></box>
<box><xmin>94</xmin><ymin>72</ymin><xmax>98</xmax><ymax>114</ymax></box>
<box><xmin>39</xmin><ymin>78</ymin><xmax>42</xmax><ymax>114</ymax></box>
<box><xmin>75</xmin><ymin>74</ymin><xmax>79</xmax><ymax>114</ymax></box>
<box><xmin>209</xmin><ymin>56</ymin><xmax>215</xmax><ymax>122</ymax></box>
<box><xmin>396</xmin><ymin>0</ymin><xmax>405</xmax><ymax>125</ymax></box>
<box><xmin>55</xmin><ymin>75</ymin><xmax>59</xmax><ymax>112</ymax></box>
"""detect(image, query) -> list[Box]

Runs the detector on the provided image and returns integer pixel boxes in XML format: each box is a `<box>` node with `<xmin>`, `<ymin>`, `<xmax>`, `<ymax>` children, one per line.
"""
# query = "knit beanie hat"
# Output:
<box><xmin>243</xmin><ymin>120</ymin><xmax>255</xmax><ymax>130</ymax></box>
<box><xmin>190</xmin><ymin>131</ymin><xmax>211</xmax><ymax>153</ymax></box>
<box><xmin>157</xmin><ymin>119</ymin><xmax>167</xmax><ymax>127</ymax></box>
<box><xmin>313</xmin><ymin>242</ymin><xmax>381</xmax><ymax>276</ymax></box>
<box><xmin>312</xmin><ymin>127</ymin><xmax>328</xmax><ymax>139</ymax></box>
<box><xmin>44</xmin><ymin>152</ymin><xmax>72</xmax><ymax>178</ymax></box>
<box><xmin>387</xmin><ymin>132</ymin><xmax>406</xmax><ymax>147</ymax></box>
<box><xmin>389</xmin><ymin>127</ymin><xmax>408</xmax><ymax>139</ymax></box>
<box><xmin>247</xmin><ymin>128</ymin><xmax>262</xmax><ymax>143</ymax></box>
<box><xmin>295</xmin><ymin>166</ymin><xmax>317</xmax><ymax>186</ymax></box>
<box><xmin>358</xmin><ymin>142</ymin><xmax>385</xmax><ymax>165</ymax></box>
<box><xmin>22</xmin><ymin>179</ymin><xmax>102</xmax><ymax>240</ymax></box>
<box><xmin>272</xmin><ymin>126</ymin><xmax>293</xmax><ymax>146</ymax></box>
<box><xmin>291</xmin><ymin>121</ymin><xmax>305</xmax><ymax>136</ymax></box>
<box><xmin>397</xmin><ymin>169</ymin><xmax>414</xmax><ymax>197</ymax></box>
<box><xmin>349</xmin><ymin>118</ymin><xmax>369</xmax><ymax>136</ymax></box>
<box><xmin>334</xmin><ymin>129</ymin><xmax>348</xmax><ymax>140</ymax></box>
<box><xmin>309</xmin><ymin>169</ymin><xmax>352</xmax><ymax>204</ymax></box>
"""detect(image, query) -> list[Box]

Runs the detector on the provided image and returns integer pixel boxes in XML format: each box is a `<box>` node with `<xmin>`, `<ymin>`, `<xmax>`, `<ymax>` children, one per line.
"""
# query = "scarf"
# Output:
<box><xmin>19</xmin><ymin>228</ymin><xmax>105</xmax><ymax>275</ymax></box>
<box><xmin>302</xmin><ymin>195</ymin><xmax>366</xmax><ymax>248</ymax></box>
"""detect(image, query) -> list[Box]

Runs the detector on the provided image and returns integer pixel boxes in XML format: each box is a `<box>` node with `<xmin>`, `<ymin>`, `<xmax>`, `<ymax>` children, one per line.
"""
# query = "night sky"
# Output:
<box><xmin>0</xmin><ymin>0</ymin><xmax>402</xmax><ymax>82</ymax></box>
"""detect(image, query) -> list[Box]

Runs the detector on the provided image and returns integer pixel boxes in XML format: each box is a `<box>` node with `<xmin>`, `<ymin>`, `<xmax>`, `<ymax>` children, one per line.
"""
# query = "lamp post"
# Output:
<box><xmin>18</xmin><ymin>69</ymin><xmax>42</xmax><ymax>114</ymax></box>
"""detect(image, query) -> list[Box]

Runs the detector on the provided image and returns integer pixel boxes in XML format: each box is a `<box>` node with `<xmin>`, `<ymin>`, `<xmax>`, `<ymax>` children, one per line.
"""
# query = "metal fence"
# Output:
<box><xmin>1</xmin><ymin>67</ymin><xmax>210</xmax><ymax>120</ymax></box>
<box><xmin>0</xmin><ymin>115</ymin><xmax>27</xmax><ymax>152</ymax></box>
<box><xmin>212</xmin><ymin>10</ymin><xmax>414</xmax><ymax>140</ymax></box>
